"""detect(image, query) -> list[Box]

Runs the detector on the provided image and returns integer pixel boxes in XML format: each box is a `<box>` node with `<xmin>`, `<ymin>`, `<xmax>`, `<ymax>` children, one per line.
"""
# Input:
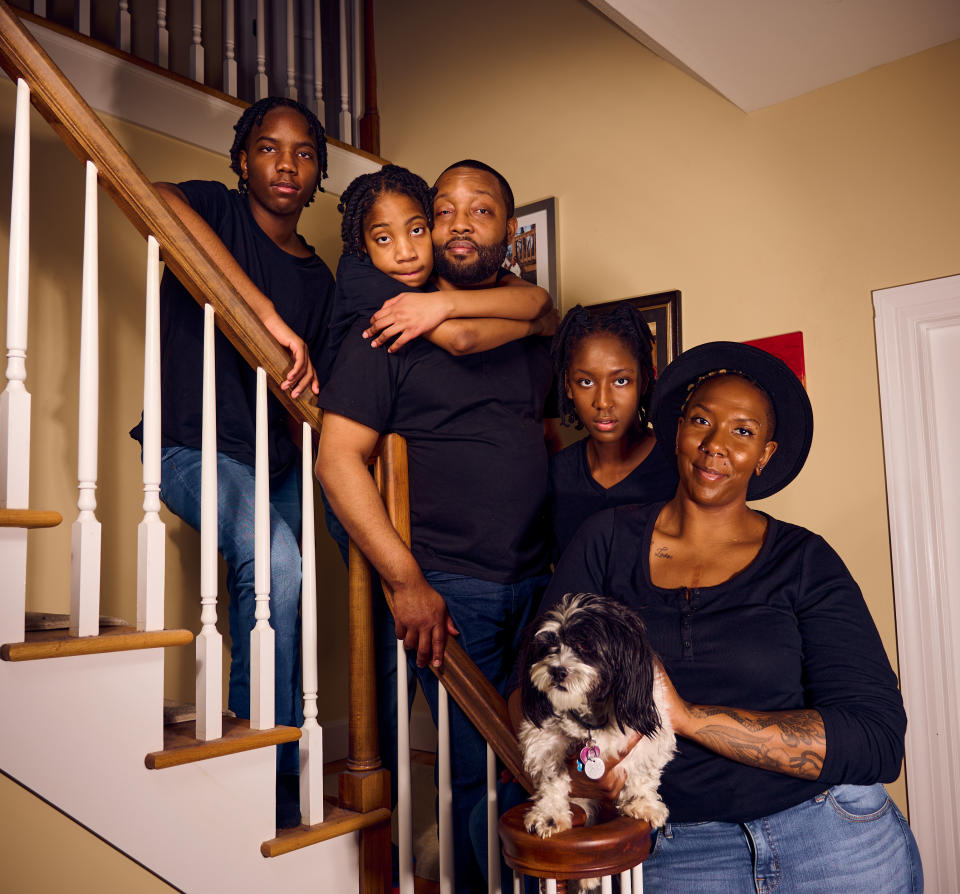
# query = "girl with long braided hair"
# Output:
<box><xmin>549</xmin><ymin>302</ymin><xmax>678</xmax><ymax>558</ymax></box>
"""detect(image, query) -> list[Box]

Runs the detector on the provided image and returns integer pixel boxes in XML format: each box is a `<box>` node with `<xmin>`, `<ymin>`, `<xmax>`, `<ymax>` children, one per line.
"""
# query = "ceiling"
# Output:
<box><xmin>586</xmin><ymin>0</ymin><xmax>960</xmax><ymax>111</ymax></box>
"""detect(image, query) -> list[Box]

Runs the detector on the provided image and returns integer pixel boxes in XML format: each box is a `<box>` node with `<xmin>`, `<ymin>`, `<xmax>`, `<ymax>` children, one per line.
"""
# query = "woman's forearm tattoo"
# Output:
<box><xmin>688</xmin><ymin>706</ymin><xmax>825</xmax><ymax>779</ymax></box>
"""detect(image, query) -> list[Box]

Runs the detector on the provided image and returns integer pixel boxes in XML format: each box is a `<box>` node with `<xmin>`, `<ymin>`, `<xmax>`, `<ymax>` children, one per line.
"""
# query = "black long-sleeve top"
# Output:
<box><xmin>539</xmin><ymin>501</ymin><xmax>906</xmax><ymax>823</ymax></box>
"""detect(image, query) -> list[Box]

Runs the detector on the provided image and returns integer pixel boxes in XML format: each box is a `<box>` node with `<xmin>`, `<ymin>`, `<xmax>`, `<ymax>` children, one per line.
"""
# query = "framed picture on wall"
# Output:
<box><xmin>588</xmin><ymin>291</ymin><xmax>682</xmax><ymax>376</ymax></box>
<box><xmin>505</xmin><ymin>197</ymin><xmax>559</xmax><ymax>308</ymax></box>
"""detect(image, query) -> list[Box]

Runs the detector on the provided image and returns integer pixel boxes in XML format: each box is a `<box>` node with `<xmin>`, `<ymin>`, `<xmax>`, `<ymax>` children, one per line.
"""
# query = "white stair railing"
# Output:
<box><xmin>189</xmin><ymin>0</ymin><xmax>204</xmax><ymax>82</ymax></box>
<box><xmin>284</xmin><ymin>0</ymin><xmax>297</xmax><ymax>100</ymax></box>
<box><xmin>312</xmin><ymin>0</ymin><xmax>325</xmax><ymax>122</ymax></box>
<box><xmin>137</xmin><ymin>235</ymin><xmax>165</xmax><ymax>632</ymax></box>
<box><xmin>197</xmin><ymin>303</ymin><xmax>222</xmax><ymax>741</ymax></box>
<box><xmin>396</xmin><ymin>639</ymin><xmax>414</xmax><ymax>894</ymax></box>
<box><xmin>70</xmin><ymin>160</ymin><xmax>102</xmax><ymax>638</ymax></box>
<box><xmin>0</xmin><ymin>78</ymin><xmax>32</xmax><ymax>647</ymax></box>
<box><xmin>118</xmin><ymin>1</ymin><xmax>132</xmax><ymax>54</ymax></box>
<box><xmin>338</xmin><ymin>0</ymin><xmax>351</xmax><ymax>142</ymax></box>
<box><xmin>156</xmin><ymin>0</ymin><xmax>169</xmax><ymax>69</ymax></box>
<box><xmin>250</xmin><ymin>367</ymin><xmax>275</xmax><ymax>730</ymax></box>
<box><xmin>299</xmin><ymin>421</ymin><xmax>323</xmax><ymax>825</ymax></box>
<box><xmin>223</xmin><ymin>0</ymin><xmax>238</xmax><ymax>96</ymax></box>
<box><xmin>255</xmin><ymin>0</ymin><xmax>268</xmax><ymax>101</ymax></box>
<box><xmin>438</xmin><ymin>684</ymin><xmax>454</xmax><ymax>894</ymax></box>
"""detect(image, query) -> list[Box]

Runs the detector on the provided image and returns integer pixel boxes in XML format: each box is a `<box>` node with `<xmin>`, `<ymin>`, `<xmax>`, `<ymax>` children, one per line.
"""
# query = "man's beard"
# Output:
<box><xmin>433</xmin><ymin>234</ymin><xmax>509</xmax><ymax>286</ymax></box>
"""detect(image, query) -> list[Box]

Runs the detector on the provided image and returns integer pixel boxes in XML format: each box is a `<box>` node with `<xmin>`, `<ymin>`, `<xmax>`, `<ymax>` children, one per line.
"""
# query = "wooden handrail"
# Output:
<box><xmin>0</xmin><ymin>0</ymin><xmax>321</xmax><ymax>432</ymax></box>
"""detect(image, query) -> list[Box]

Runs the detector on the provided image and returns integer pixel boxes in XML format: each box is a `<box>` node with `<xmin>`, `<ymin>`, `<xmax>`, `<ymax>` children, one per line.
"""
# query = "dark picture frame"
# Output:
<box><xmin>505</xmin><ymin>197</ymin><xmax>559</xmax><ymax>308</ymax></box>
<box><xmin>587</xmin><ymin>291</ymin><xmax>683</xmax><ymax>376</ymax></box>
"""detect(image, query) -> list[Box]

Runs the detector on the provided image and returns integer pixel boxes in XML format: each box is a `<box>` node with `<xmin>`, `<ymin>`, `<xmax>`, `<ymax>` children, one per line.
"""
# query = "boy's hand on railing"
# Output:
<box><xmin>392</xmin><ymin>578</ymin><xmax>459</xmax><ymax>668</ymax></box>
<box><xmin>262</xmin><ymin>309</ymin><xmax>319</xmax><ymax>398</ymax></box>
<box><xmin>364</xmin><ymin>292</ymin><xmax>454</xmax><ymax>351</ymax></box>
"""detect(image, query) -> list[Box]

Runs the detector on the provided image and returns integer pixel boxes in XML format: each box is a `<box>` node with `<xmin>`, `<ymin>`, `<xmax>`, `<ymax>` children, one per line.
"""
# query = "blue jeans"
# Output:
<box><xmin>160</xmin><ymin>446</ymin><xmax>304</xmax><ymax>776</ymax></box>
<box><xmin>643</xmin><ymin>783</ymin><xmax>923</xmax><ymax>893</ymax></box>
<box><xmin>414</xmin><ymin>570</ymin><xmax>548</xmax><ymax>894</ymax></box>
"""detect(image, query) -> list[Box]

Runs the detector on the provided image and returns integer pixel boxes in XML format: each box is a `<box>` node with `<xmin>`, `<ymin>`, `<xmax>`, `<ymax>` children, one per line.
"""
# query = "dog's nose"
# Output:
<box><xmin>550</xmin><ymin>666</ymin><xmax>568</xmax><ymax>684</ymax></box>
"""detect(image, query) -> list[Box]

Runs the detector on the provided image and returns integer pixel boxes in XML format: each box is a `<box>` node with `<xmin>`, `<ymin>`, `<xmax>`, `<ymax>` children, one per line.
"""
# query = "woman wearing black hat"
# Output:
<box><xmin>525</xmin><ymin>342</ymin><xmax>922</xmax><ymax>892</ymax></box>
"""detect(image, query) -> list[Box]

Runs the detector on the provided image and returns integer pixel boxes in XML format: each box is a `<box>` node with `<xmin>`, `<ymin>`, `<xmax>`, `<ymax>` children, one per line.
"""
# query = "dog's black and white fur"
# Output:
<box><xmin>518</xmin><ymin>592</ymin><xmax>676</xmax><ymax>847</ymax></box>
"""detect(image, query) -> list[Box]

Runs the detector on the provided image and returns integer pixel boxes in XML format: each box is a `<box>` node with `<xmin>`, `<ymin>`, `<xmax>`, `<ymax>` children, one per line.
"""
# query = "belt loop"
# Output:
<box><xmin>660</xmin><ymin>821</ymin><xmax>673</xmax><ymax>839</ymax></box>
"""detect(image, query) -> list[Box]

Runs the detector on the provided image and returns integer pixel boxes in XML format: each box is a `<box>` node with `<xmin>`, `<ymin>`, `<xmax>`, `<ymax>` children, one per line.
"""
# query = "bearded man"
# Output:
<box><xmin>317</xmin><ymin>161</ymin><xmax>555</xmax><ymax>892</ymax></box>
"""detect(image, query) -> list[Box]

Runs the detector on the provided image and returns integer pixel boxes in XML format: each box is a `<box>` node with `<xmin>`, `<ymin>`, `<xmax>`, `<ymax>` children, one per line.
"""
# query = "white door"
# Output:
<box><xmin>874</xmin><ymin>273</ymin><xmax>960</xmax><ymax>894</ymax></box>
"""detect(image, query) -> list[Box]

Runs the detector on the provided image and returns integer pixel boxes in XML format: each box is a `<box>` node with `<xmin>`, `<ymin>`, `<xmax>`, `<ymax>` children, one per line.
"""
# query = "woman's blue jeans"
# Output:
<box><xmin>160</xmin><ymin>446</ymin><xmax>304</xmax><ymax>776</ymax></box>
<box><xmin>643</xmin><ymin>783</ymin><xmax>923</xmax><ymax>893</ymax></box>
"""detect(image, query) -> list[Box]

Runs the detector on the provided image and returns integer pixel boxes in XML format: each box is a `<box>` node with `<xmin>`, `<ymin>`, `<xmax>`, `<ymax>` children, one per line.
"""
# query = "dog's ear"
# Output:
<box><xmin>517</xmin><ymin>621</ymin><xmax>554</xmax><ymax>729</ymax></box>
<box><xmin>610</xmin><ymin>609</ymin><xmax>662</xmax><ymax>737</ymax></box>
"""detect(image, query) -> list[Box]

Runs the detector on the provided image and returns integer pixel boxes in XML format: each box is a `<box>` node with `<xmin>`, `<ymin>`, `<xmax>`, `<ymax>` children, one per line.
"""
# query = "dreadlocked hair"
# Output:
<box><xmin>229</xmin><ymin>97</ymin><xmax>327</xmax><ymax>206</ymax></box>
<box><xmin>337</xmin><ymin>165</ymin><xmax>434</xmax><ymax>256</ymax></box>
<box><xmin>552</xmin><ymin>302</ymin><xmax>657</xmax><ymax>430</ymax></box>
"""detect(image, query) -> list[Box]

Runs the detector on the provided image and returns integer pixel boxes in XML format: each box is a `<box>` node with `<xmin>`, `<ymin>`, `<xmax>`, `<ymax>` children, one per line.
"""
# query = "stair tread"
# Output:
<box><xmin>0</xmin><ymin>508</ymin><xmax>62</xmax><ymax>528</ymax></box>
<box><xmin>260</xmin><ymin>797</ymin><xmax>392</xmax><ymax>857</ymax></box>
<box><xmin>146</xmin><ymin>716</ymin><xmax>301</xmax><ymax>769</ymax></box>
<box><xmin>1</xmin><ymin>625</ymin><xmax>193</xmax><ymax>661</ymax></box>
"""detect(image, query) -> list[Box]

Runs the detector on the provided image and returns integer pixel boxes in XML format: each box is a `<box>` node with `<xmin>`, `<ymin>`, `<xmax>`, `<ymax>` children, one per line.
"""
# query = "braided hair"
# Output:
<box><xmin>552</xmin><ymin>302</ymin><xmax>657</xmax><ymax>430</ymax></box>
<box><xmin>337</xmin><ymin>164</ymin><xmax>434</xmax><ymax>255</ymax></box>
<box><xmin>229</xmin><ymin>97</ymin><xmax>327</xmax><ymax>206</ymax></box>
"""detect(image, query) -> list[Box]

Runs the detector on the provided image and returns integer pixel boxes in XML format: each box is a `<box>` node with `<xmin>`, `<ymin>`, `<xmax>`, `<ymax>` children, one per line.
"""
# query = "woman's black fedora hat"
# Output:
<box><xmin>650</xmin><ymin>341</ymin><xmax>813</xmax><ymax>500</ymax></box>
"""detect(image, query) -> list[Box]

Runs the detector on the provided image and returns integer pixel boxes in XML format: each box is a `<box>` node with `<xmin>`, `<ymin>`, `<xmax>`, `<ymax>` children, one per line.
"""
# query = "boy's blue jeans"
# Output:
<box><xmin>160</xmin><ymin>446</ymin><xmax>304</xmax><ymax>776</ymax></box>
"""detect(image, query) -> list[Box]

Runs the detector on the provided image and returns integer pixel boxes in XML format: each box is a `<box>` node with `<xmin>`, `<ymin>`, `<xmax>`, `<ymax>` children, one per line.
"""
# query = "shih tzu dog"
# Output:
<box><xmin>518</xmin><ymin>592</ymin><xmax>676</xmax><ymax>850</ymax></box>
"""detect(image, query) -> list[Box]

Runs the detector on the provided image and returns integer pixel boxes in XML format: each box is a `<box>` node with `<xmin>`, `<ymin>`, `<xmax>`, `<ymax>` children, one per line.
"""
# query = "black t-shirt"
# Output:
<box><xmin>540</xmin><ymin>502</ymin><xmax>907</xmax><ymax>823</ymax></box>
<box><xmin>548</xmin><ymin>435</ymin><xmax>679</xmax><ymax>560</ymax></box>
<box><xmin>319</xmin><ymin>321</ymin><xmax>554</xmax><ymax>582</ymax></box>
<box><xmin>317</xmin><ymin>253</ymin><xmax>437</xmax><ymax>388</ymax></box>
<box><xmin>131</xmin><ymin>180</ymin><xmax>334</xmax><ymax>478</ymax></box>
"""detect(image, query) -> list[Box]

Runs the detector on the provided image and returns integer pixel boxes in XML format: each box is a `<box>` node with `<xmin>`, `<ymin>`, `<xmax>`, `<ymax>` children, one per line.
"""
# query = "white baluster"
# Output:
<box><xmin>137</xmin><ymin>237</ymin><xmax>165</xmax><ymax>632</ymax></box>
<box><xmin>601</xmin><ymin>876</ymin><xmax>613</xmax><ymax>894</ymax></box>
<box><xmin>299</xmin><ymin>422</ymin><xmax>323</xmax><ymax>825</ymax></box>
<box><xmin>397</xmin><ymin>639</ymin><xmax>414</xmax><ymax>894</ymax></box>
<box><xmin>70</xmin><ymin>161</ymin><xmax>101</xmax><ymax>638</ymax></box>
<box><xmin>284</xmin><ymin>0</ymin><xmax>298</xmax><ymax>100</ymax></box>
<box><xmin>156</xmin><ymin>1</ymin><xmax>169</xmax><ymax>69</ymax></box>
<box><xmin>632</xmin><ymin>863</ymin><xmax>644</xmax><ymax>893</ymax></box>
<box><xmin>196</xmin><ymin>304</ymin><xmax>222</xmax><ymax>741</ymax></box>
<box><xmin>255</xmin><ymin>0</ymin><xmax>268</xmax><ymax>100</ymax></box>
<box><xmin>438</xmin><ymin>683</ymin><xmax>454</xmax><ymax>894</ymax></box>
<box><xmin>487</xmin><ymin>743</ymin><xmax>501</xmax><ymax>894</ymax></box>
<box><xmin>620</xmin><ymin>868</ymin><xmax>633</xmax><ymax>893</ymax></box>
<box><xmin>250</xmin><ymin>367</ymin><xmax>274</xmax><ymax>729</ymax></box>
<box><xmin>312</xmin><ymin>0</ymin><xmax>324</xmax><ymax>119</ymax></box>
<box><xmin>0</xmin><ymin>79</ymin><xmax>32</xmax><ymax>647</ymax></box>
<box><xmin>338</xmin><ymin>0</ymin><xmax>351</xmax><ymax>142</ymax></box>
<box><xmin>351</xmin><ymin>0</ymin><xmax>362</xmax><ymax>141</ymax></box>
<box><xmin>189</xmin><ymin>0</ymin><xmax>205</xmax><ymax>82</ymax></box>
<box><xmin>511</xmin><ymin>872</ymin><xmax>521</xmax><ymax>894</ymax></box>
<box><xmin>31</xmin><ymin>2</ymin><xmax>46</xmax><ymax>17</ymax></box>
<box><xmin>223</xmin><ymin>0</ymin><xmax>238</xmax><ymax>96</ymax></box>
<box><xmin>1</xmin><ymin>79</ymin><xmax>32</xmax><ymax>512</ymax></box>
<box><xmin>545</xmin><ymin>880</ymin><xmax>557</xmax><ymax>894</ymax></box>
<box><xmin>75</xmin><ymin>0</ymin><xmax>91</xmax><ymax>36</ymax></box>
<box><xmin>117</xmin><ymin>1</ymin><xmax>132</xmax><ymax>53</ymax></box>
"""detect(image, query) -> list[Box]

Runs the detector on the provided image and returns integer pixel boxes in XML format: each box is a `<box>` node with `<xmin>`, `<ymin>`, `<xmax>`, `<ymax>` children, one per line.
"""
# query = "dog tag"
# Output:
<box><xmin>583</xmin><ymin>756</ymin><xmax>606</xmax><ymax>780</ymax></box>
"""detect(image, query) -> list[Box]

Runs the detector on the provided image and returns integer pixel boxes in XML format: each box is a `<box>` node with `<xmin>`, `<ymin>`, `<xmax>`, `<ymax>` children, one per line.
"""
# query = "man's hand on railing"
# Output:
<box><xmin>261</xmin><ymin>308</ymin><xmax>319</xmax><ymax>399</ymax></box>
<box><xmin>392</xmin><ymin>577</ymin><xmax>459</xmax><ymax>669</ymax></box>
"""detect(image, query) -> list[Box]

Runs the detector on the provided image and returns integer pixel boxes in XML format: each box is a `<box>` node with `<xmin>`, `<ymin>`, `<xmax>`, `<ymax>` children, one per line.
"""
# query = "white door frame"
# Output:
<box><xmin>874</xmin><ymin>273</ymin><xmax>960</xmax><ymax>893</ymax></box>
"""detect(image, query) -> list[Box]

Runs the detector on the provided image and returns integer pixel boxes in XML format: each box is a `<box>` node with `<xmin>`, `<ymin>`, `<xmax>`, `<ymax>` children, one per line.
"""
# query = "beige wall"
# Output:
<box><xmin>375</xmin><ymin>0</ymin><xmax>960</xmax><ymax>813</ymax></box>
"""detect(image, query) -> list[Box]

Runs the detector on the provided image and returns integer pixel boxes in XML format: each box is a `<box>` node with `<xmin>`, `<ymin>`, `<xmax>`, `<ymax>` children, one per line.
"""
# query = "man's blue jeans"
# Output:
<box><xmin>160</xmin><ymin>446</ymin><xmax>304</xmax><ymax>776</ymax></box>
<box><xmin>414</xmin><ymin>570</ymin><xmax>548</xmax><ymax>894</ymax></box>
<box><xmin>642</xmin><ymin>783</ymin><xmax>923</xmax><ymax>893</ymax></box>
